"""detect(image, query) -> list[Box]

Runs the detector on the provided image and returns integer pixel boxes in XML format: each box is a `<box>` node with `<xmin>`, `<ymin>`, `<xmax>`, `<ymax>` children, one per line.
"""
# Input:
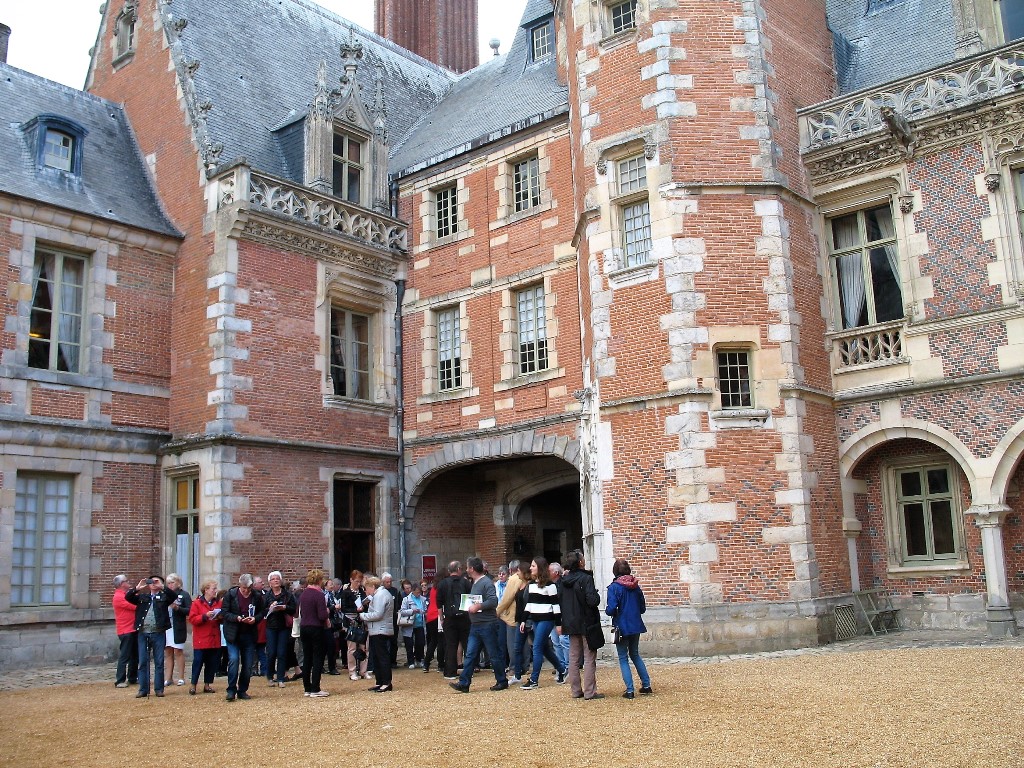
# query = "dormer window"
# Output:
<box><xmin>43</xmin><ymin>130</ymin><xmax>74</xmax><ymax>172</ymax></box>
<box><xmin>531</xmin><ymin>22</ymin><xmax>553</xmax><ymax>61</ymax></box>
<box><xmin>332</xmin><ymin>129</ymin><xmax>365</xmax><ymax>204</ymax></box>
<box><xmin>26</xmin><ymin>115</ymin><xmax>86</xmax><ymax>178</ymax></box>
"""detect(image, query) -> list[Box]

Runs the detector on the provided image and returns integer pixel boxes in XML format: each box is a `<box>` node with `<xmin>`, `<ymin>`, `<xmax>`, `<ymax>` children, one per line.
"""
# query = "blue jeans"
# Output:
<box><xmin>457</xmin><ymin>621</ymin><xmax>506</xmax><ymax>689</ymax></box>
<box><xmin>227</xmin><ymin>634</ymin><xmax>257</xmax><ymax>696</ymax></box>
<box><xmin>550</xmin><ymin>625</ymin><xmax>569</xmax><ymax>669</ymax></box>
<box><xmin>137</xmin><ymin>631</ymin><xmax>166</xmax><ymax>695</ymax></box>
<box><xmin>615</xmin><ymin>634</ymin><xmax>651</xmax><ymax>693</ymax></box>
<box><xmin>529</xmin><ymin>620</ymin><xmax>564</xmax><ymax>684</ymax></box>
<box><xmin>266</xmin><ymin>627</ymin><xmax>290</xmax><ymax>683</ymax></box>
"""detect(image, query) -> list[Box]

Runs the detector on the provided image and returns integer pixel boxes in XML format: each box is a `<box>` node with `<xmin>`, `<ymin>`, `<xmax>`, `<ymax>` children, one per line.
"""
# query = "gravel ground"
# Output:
<box><xmin>1</xmin><ymin>646</ymin><xmax>1021</xmax><ymax>768</ymax></box>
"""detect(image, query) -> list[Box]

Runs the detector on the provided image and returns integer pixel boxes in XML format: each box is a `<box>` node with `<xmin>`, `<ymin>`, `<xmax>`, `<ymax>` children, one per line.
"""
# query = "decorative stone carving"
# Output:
<box><xmin>201</xmin><ymin>141</ymin><xmax>223</xmax><ymax>171</ymax></box>
<box><xmin>220</xmin><ymin>174</ymin><xmax>235</xmax><ymax>206</ymax></box>
<box><xmin>197</xmin><ymin>100</ymin><xmax>213</xmax><ymax>115</ymax></box>
<box><xmin>596</xmin><ymin>158</ymin><xmax>607</xmax><ymax>175</ymax></box>
<box><xmin>339</xmin><ymin>26</ymin><xmax>364</xmax><ymax>86</ymax></box>
<box><xmin>644</xmin><ymin>138</ymin><xmax>657</xmax><ymax>159</ymax></box>
<box><xmin>898</xmin><ymin>193</ymin><xmax>915</xmax><ymax>214</ymax></box>
<box><xmin>880</xmin><ymin>106</ymin><xmax>916</xmax><ymax>157</ymax></box>
<box><xmin>984</xmin><ymin>172</ymin><xmax>1001</xmax><ymax>192</ymax></box>
<box><xmin>184</xmin><ymin>57</ymin><xmax>200</xmax><ymax>77</ymax></box>
<box><xmin>172</xmin><ymin>17</ymin><xmax>187</xmax><ymax>33</ymax></box>
<box><xmin>834</xmin><ymin>324</ymin><xmax>904</xmax><ymax>368</ymax></box>
<box><xmin>241</xmin><ymin>220</ymin><xmax>399</xmax><ymax>278</ymax></box>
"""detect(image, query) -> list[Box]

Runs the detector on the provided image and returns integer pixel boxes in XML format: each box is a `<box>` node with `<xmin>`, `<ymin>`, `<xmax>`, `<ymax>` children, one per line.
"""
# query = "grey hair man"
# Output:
<box><xmin>221</xmin><ymin>573</ymin><xmax>265</xmax><ymax>701</ymax></box>
<box><xmin>112</xmin><ymin>574</ymin><xmax>138</xmax><ymax>688</ymax></box>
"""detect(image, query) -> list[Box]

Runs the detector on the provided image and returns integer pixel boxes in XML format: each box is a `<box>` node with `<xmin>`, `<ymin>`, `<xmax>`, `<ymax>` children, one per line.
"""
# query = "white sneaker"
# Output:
<box><xmin>509</xmin><ymin>676</ymin><xmax>522</xmax><ymax>684</ymax></box>
<box><xmin>309</xmin><ymin>690</ymin><xmax>330</xmax><ymax>697</ymax></box>
<box><xmin>408</xmin><ymin>664</ymin><xmax>416</xmax><ymax>669</ymax></box>
<box><xmin>350</xmin><ymin>674</ymin><xmax>360</xmax><ymax>681</ymax></box>
<box><xmin>176</xmin><ymin>679</ymin><xmax>185</xmax><ymax>686</ymax></box>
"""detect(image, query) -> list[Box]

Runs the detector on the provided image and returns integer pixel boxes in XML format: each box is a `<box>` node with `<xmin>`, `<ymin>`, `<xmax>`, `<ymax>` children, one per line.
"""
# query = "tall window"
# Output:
<box><xmin>43</xmin><ymin>130</ymin><xmax>74</xmax><ymax>172</ymax></box>
<box><xmin>12</xmin><ymin>474</ymin><xmax>73</xmax><ymax>607</ymax></box>
<box><xmin>332</xmin><ymin>130</ymin><xmax>364</xmax><ymax>204</ymax></box>
<box><xmin>171</xmin><ymin>476</ymin><xmax>200</xmax><ymax>595</ymax></box>
<box><xmin>828</xmin><ymin>204</ymin><xmax>903</xmax><ymax>330</ymax></box>
<box><xmin>513</xmin><ymin>156</ymin><xmax>541</xmax><ymax>213</ymax></box>
<box><xmin>435</xmin><ymin>185</ymin><xmax>458</xmax><ymax>239</ymax></box>
<box><xmin>609</xmin><ymin>0</ymin><xmax>638</xmax><ymax>34</ymax></box>
<box><xmin>114</xmin><ymin>6</ymin><xmax>137</xmax><ymax>59</ymax></box>
<box><xmin>893</xmin><ymin>464</ymin><xmax>961</xmax><ymax>564</ymax></box>
<box><xmin>999</xmin><ymin>0</ymin><xmax>1024</xmax><ymax>42</ymax></box>
<box><xmin>330</xmin><ymin>307</ymin><xmax>371</xmax><ymax>399</ymax></box>
<box><xmin>516</xmin><ymin>284</ymin><xmax>549</xmax><ymax>375</ymax></box>
<box><xmin>531</xmin><ymin>22</ymin><xmax>553</xmax><ymax>60</ymax></box>
<box><xmin>1015</xmin><ymin>170</ymin><xmax>1024</xmax><ymax>242</ymax></box>
<box><xmin>437</xmin><ymin>307</ymin><xmax>462</xmax><ymax>391</ymax></box>
<box><xmin>334</xmin><ymin>479</ymin><xmax>376</xmax><ymax>578</ymax></box>
<box><xmin>29</xmin><ymin>248</ymin><xmax>86</xmax><ymax>373</ymax></box>
<box><xmin>716</xmin><ymin>350</ymin><xmax>753</xmax><ymax>409</ymax></box>
<box><xmin>616</xmin><ymin>155</ymin><xmax>651</xmax><ymax>267</ymax></box>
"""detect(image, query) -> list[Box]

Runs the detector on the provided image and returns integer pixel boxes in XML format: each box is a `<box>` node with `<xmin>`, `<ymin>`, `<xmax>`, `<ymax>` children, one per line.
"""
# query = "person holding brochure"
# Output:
<box><xmin>449</xmin><ymin>557</ymin><xmax>509</xmax><ymax>694</ymax></box>
<box><xmin>264</xmin><ymin>570</ymin><xmax>296</xmax><ymax>688</ymax></box>
<box><xmin>187</xmin><ymin>580</ymin><xmax>222</xmax><ymax>694</ymax></box>
<box><xmin>359</xmin><ymin>574</ymin><xmax>395</xmax><ymax>692</ymax></box>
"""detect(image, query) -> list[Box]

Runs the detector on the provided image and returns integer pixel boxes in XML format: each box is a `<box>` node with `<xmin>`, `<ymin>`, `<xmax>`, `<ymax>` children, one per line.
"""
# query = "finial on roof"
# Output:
<box><xmin>340</xmin><ymin>26</ymin><xmax>364</xmax><ymax>85</ymax></box>
<box><xmin>372</xmin><ymin>65</ymin><xmax>388</xmax><ymax>143</ymax></box>
<box><xmin>311</xmin><ymin>59</ymin><xmax>335</xmax><ymax>120</ymax></box>
<box><xmin>489</xmin><ymin>38</ymin><xmax>501</xmax><ymax>57</ymax></box>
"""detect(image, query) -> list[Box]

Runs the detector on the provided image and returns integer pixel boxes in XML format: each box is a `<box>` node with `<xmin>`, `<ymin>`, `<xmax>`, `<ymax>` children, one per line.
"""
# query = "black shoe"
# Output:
<box><xmin>584</xmin><ymin>693</ymin><xmax>605</xmax><ymax>700</ymax></box>
<box><xmin>622</xmin><ymin>690</ymin><xmax>635</xmax><ymax>699</ymax></box>
<box><xmin>489</xmin><ymin>682</ymin><xmax>508</xmax><ymax>691</ymax></box>
<box><xmin>154</xmin><ymin>691</ymin><xmax>164</xmax><ymax>697</ymax></box>
<box><xmin>449</xmin><ymin>682</ymin><xmax>470</xmax><ymax>693</ymax></box>
<box><xmin>327</xmin><ymin>670</ymin><xmax>341</xmax><ymax>675</ymax></box>
<box><xmin>225</xmin><ymin>693</ymin><xmax>236</xmax><ymax>702</ymax></box>
<box><xmin>423</xmin><ymin>665</ymin><xmax>430</xmax><ymax>673</ymax></box>
<box><xmin>135</xmin><ymin>692</ymin><xmax>148</xmax><ymax>698</ymax></box>
<box><xmin>639</xmin><ymin>686</ymin><xmax>653</xmax><ymax>695</ymax></box>
<box><xmin>371</xmin><ymin>685</ymin><xmax>393</xmax><ymax>693</ymax></box>
<box><xmin>237</xmin><ymin>692</ymin><xmax>251</xmax><ymax>700</ymax></box>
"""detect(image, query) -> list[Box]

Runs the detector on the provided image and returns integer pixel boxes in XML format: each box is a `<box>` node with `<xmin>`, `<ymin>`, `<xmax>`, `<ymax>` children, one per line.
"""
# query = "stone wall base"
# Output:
<box><xmin>0</xmin><ymin>620</ymin><xmax>115</xmax><ymax>670</ymax></box>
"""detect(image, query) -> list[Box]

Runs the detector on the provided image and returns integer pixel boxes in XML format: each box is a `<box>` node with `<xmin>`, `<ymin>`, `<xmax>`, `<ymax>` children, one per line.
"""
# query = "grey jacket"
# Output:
<box><xmin>359</xmin><ymin>588</ymin><xmax>395</xmax><ymax>637</ymax></box>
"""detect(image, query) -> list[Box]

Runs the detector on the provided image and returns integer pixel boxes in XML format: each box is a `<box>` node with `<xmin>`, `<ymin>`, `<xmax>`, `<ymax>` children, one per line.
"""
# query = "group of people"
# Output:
<box><xmin>110</xmin><ymin>551</ymin><xmax>653</xmax><ymax>701</ymax></box>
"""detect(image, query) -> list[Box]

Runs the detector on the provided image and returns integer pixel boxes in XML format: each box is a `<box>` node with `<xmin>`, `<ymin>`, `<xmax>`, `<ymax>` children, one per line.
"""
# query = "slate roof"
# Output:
<box><xmin>158</xmin><ymin>0</ymin><xmax>457</xmax><ymax>182</ymax></box>
<box><xmin>0</xmin><ymin>62</ymin><xmax>179</xmax><ymax>237</ymax></box>
<box><xmin>826</xmin><ymin>0</ymin><xmax>956</xmax><ymax>93</ymax></box>
<box><xmin>389</xmin><ymin>0</ymin><xmax>569</xmax><ymax>175</ymax></box>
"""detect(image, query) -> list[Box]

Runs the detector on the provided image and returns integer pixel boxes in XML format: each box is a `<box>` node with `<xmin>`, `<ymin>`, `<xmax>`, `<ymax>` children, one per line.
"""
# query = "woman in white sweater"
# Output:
<box><xmin>358</xmin><ymin>574</ymin><xmax>395</xmax><ymax>693</ymax></box>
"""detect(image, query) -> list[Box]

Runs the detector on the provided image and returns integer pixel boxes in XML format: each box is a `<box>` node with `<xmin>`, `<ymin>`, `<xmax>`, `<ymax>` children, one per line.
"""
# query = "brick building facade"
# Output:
<box><xmin>2</xmin><ymin>0</ymin><xmax>1024</xmax><ymax>664</ymax></box>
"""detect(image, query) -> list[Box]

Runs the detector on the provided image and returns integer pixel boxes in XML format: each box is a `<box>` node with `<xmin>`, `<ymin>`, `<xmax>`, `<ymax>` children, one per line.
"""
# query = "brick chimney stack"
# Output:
<box><xmin>375</xmin><ymin>0</ymin><xmax>478</xmax><ymax>74</ymax></box>
<box><xmin>0</xmin><ymin>24</ymin><xmax>10</xmax><ymax>65</ymax></box>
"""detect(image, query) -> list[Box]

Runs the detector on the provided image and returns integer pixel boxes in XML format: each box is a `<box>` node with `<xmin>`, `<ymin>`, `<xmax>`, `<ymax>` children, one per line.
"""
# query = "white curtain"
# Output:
<box><xmin>833</xmin><ymin>216</ymin><xmax>865</xmax><ymax>329</ymax></box>
<box><xmin>874</xmin><ymin>207</ymin><xmax>900</xmax><ymax>286</ymax></box>
<box><xmin>56</xmin><ymin>258</ymin><xmax>82</xmax><ymax>372</ymax></box>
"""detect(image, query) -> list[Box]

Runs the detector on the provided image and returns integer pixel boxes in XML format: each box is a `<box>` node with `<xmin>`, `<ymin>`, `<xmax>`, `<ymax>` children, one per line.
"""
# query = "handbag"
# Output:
<box><xmin>613</xmin><ymin>625</ymin><xmax>624</xmax><ymax>645</ymax></box>
<box><xmin>585</xmin><ymin>620</ymin><xmax>605</xmax><ymax>651</ymax></box>
<box><xmin>398</xmin><ymin>614</ymin><xmax>415</xmax><ymax>627</ymax></box>
<box><xmin>346</xmin><ymin>620</ymin><xmax>368</xmax><ymax>645</ymax></box>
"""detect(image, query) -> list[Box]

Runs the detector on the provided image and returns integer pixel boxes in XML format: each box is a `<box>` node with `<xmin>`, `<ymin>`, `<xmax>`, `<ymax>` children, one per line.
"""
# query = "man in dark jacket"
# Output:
<box><xmin>559</xmin><ymin>550</ymin><xmax>603</xmax><ymax>700</ymax></box>
<box><xmin>125</xmin><ymin>575</ymin><xmax>178</xmax><ymax>698</ymax></box>
<box><xmin>435</xmin><ymin>560</ymin><xmax>471</xmax><ymax>679</ymax></box>
<box><xmin>221</xmin><ymin>573</ymin><xmax>265</xmax><ymax>701</ymax></box>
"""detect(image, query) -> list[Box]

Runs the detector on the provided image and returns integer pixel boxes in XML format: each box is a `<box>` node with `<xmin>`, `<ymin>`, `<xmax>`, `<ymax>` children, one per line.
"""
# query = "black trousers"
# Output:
<box><xmin>300</xmin><ymin>626</ymin><xmax>325</xmax><ymax>694</ymax></box>
<box><xmin>442</xmin><ymin>613</ymin><xmax>470</xmax><ymax>677</ymax></box>
<box><xmin>369</xmin><ymin>635</ymin><xmax>392</xmax><ymax>688</ymax></box>
<box><xmin>116</xmin><ymin>631</ymin><xmax>139</xmax><ymax>685</ymax></box>
<box><xmin>324</xmin><ymin>627</ymin><xmax>339</xmax><ymax>672</ymax></box>
<box><xmin>425</xmin><ymin>618</ymin><xmax>443</xmax><ymax>670</ymax></box>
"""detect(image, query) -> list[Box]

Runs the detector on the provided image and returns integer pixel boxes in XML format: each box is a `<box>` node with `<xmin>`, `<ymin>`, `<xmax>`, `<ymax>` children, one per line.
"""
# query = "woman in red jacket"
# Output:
<box><xmin>187</xmin><ymin>580</ymin><xmax>222</xmax><ymax>695</ymax></box>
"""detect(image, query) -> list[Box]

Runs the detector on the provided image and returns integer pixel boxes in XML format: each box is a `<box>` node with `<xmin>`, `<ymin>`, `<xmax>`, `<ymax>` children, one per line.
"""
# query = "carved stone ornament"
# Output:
<box><xmin>241</xmin><ymin>220</ymin><xmax>398</xmax><ymax>278</ymax></box>
<box><xmin>644</xmin><ymin>138</ymin><xmax>657</xmax><ymax>160</ymax></box>
<box><xmin>596</xmin><ymin>158</ymin><xmax>607</xmax><ymax>175</ymax></box>
<box><xmin>201</xmin><ymin>141</ymin><xmax>223</xmax><ymax>170</ymax></box>
<box><xmin>985</xmin><ymin>172</ymin><xmax>1001</xmax><ymax>192</ymax></box>
<box><xmin>346</xmin><ymin>106</ymin><xmax>358</xmax><ymax>122</ymax></box>
<box><xmin>220</xmin><ymin>174</ymin><xmax>236</xmax><ymax>206</ymax></box>
<box><xmin>197</xmin><ymin>100</ymin><xmax>213</xmax><ymax>115</ymax></box>
<box><xmin>184</xmin><ymin>57</ymin><xmax>200</xmax><ymax>77</ymax></box>
<box><xmin>898</xmin><ymin>193</ymin><xmax>915</xmax><ymax>214</ymax></box>
<box><xmin>172</xmin><ymin>17</ymin><xmax>188</xmax><ymax>33</ymax></box>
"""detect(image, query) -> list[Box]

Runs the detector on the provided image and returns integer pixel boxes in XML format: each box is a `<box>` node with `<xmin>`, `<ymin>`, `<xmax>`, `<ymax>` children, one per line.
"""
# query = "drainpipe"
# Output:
<box><xmin>391</xmin><ymin>179</ymin><xmax>408</xmax><ymax>578</ymax></box>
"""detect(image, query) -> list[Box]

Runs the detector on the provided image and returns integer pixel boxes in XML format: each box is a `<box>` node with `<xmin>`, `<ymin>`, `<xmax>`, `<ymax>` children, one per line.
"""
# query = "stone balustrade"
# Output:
<box><xmin>833</xmin><ymin>323</ymin><xmax>904</xmax><ymax>369</ymax></box>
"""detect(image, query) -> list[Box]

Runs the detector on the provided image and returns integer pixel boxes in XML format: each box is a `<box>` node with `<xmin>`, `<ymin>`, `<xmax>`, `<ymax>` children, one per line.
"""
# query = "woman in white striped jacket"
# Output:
<box><xmin>519</xmin><ymin>556</ymin><xmax>567</xmax><ymax>690</ymax></box>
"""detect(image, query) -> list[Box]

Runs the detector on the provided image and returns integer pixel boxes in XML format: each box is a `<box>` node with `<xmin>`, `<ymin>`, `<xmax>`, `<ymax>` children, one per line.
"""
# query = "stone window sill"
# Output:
<box><xmin>495</xmin><ymin>367</ymin><xmax>565</xmax><ymax>392</ymax></box>
<box><xmin>112</xmin><ymin>50</ymin><xmax>135</xmax><ymax>70</ymax></box>
<box><xmin>600</xmin><ymin>29</ymin><xmax>638</xmax><ymax>51</ymax></box>
<box><xmin>417</xmin><ymin>385</ymin><xmax>478</xmax><ymax>405</ymax></box>
<box><xmin>886</xmin><ymin>562</ymin><xmax>970</xmax><ymax>578</ymax></box>
<box><xmin>492</xmin><ymin>201</ymin><xmax>552</xmax><ymax>231</ymax></box>
<box><xmin>709</xmin><ymin>408</ymin><xmax>771</xmax><ymax>430</ymax></box>
<box><xmin>323</xmin><ymin>395</ymin><xmax>392</xmax><ymax>415</ymax></box>
<box><xmin>607</xmin><ymin>259</ymin><xmax>657</xmax><ymax>286</ymax></box>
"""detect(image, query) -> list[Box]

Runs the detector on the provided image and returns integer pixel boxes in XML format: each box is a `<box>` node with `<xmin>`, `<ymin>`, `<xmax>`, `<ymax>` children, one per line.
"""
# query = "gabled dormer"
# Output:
<box><xmin>21</xmin><ymin>114</ymin><xmax>88</xmax><ymax>181</ymax></box>
<box><xmin>304</xmin><ymin>31</ymin><xmax>390</xmax><ymax>214</ymax></box>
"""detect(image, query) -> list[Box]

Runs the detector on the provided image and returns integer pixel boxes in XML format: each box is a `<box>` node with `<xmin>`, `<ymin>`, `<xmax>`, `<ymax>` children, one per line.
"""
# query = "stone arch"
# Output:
<box><xmin>405</xmin><ymin>429</ymin><xmax>582</xmax><ymax>518</ymax></box>
<box><xmin>839</xmin><ymin>418</ymin><xmax>980</xmax><ymax>500</ymax></box>
<box><xmin>989</xmin><ymin>416</ymin><xmax>1024</xmax><ymax>506</ymax></box>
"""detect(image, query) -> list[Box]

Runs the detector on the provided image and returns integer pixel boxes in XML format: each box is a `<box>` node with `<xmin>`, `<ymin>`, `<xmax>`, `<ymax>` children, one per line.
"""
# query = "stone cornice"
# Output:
<box><xmin>159</xmin><ymin>431</ymin><xmax>398</xmax><ymax>459</ymax></box>
<box><xmin>835</xmin><ymin>366</ymin><xmax>1024</xmax><ymax>405</ymax></box>
<box><xmin>404</xmin><ymin>412</ymin><xmax>578</xmax><ymax>449</ymax></box>
<box><xmin>0</xmin><ymin>194</ymin><xmax>182</xmax><ymax>255</ymax></box>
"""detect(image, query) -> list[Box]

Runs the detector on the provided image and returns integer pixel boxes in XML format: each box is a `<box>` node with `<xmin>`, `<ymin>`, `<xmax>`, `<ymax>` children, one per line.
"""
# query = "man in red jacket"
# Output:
<box><xmin>112</xmin><ymin>574</ymin><xmax>138</xmax><ymax>688</ymax></box>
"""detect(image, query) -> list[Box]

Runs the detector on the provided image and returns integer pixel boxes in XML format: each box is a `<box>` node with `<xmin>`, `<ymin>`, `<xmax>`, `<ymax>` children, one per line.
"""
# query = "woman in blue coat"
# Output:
<box><xmin>605</xmin><ymin>559</ymin><xmax>653</xmax><ymax>699</ymax></box>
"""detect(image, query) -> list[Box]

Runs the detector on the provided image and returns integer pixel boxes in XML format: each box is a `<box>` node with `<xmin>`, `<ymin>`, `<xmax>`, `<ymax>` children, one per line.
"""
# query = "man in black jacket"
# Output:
<box><xmin>125</xmin><ymin>576</ymin><xmax>178</xmax><ymax>698</ymax></box>
<box><xmin>435</xmin><ymin>560</ymin><xmax>471</xmax><ymax>679</ymax></box>
<box><xmin>221</xmin><ymin>573</ymin><xmax>265</xmax><ymax>701</ymax></box>
<box><xmin>559</xmin><ymin>550</ymin><xmax>604</xmax><ymax>700</ymax></box>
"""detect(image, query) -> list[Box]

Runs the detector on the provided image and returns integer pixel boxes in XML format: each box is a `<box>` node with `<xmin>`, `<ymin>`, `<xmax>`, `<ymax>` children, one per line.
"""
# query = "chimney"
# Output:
<box><xmin>0</xmin><ymin>24</ymin><xmax>10</xmax><ymax>65</ymax></box>
<box><xmin>375</xmin><ymin>0</ymin><xmax>479</xmax><ymax>74</ymax></box>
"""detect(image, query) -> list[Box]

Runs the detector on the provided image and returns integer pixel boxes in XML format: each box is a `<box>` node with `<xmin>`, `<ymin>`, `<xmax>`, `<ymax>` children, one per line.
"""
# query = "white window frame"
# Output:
<box><xmin>332</xmin><ymin>129</ymin><xmax>366</xmax><ymax>205</ymax></box>
<box><xmin>12</xmin><ymin>473</ymin><xmax>73</xmax><ymax>607</ymax></box>
<box><xmin>516</xmin><ymin>284</ymin><xmax>549</xmax><ymax>376</ymax></box>
<box><xmin>330</xmin><ymin>306</ymin><xmax>373</xmax><ymax>401</ymax></box>
<box><xmin>170</xmin><ymin>474</ymin><xmax>200</xmax><ymax>596</ymax></box>
<box><xmin>434</xmin><ymin>185</ymin><xmax>459</xmax><ymax>240</ymax></box>
<box><xmin>531</xmin><ymin>21</ymin><xmax>553</xmax><ymax>61</ymax></box>
<box><xmin>513</xmin><ymin>155</ymin><xmax>542</xmax><ymax>213</ymax></box>
<box><xmin>437</xmin><ymin>306</ymin><xmax>463</xmax><ymax>392</ymax></box>
<box><xmin>883</xmin><ymin>458</ymin><xmax>966</xmax><ymax>570</ymax></box>
<box><xmin>43</xmin><ymin>130</ymin><xmax>74</xmax><ymax>172</ymax></box>
<box><xmin>28</xmin><ymin>247</ymin><xmax>87</xmax><ymax>374</ymax></box>
<box><xmin>614</xmin><ymin>154</ymin><xmax>651</xmax><ymax>268</ymax></box>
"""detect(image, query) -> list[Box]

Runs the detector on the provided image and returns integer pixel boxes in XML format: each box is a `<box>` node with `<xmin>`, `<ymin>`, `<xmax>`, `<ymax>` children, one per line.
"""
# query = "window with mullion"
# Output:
<box><xmin>516</xmin><ymin>284</ymin><xmax>549</xmax><ymax>375</ymax></box>
<box><xmin>171</xmin><ymin>476</ymin><xmax>200</xmax><ymax>595</ymax></box>
<box><xmin>330</xmin><ymin>307</ymin><xmax>371</xmax><ymax>400</ymax></box>
<box><xmin>43</xmin><ymin>131</ymin><xmax>74</xmax><ymax>172</ymax></box>
<box><xmin>332</xmin><ymin>131</ymin><xmax>364</xmax><ymax>204</ymax></box>
<box><xmin>513</xmin><ymin>156</ymin><xmax>541</xmax><ymax>213</ymax></box>
<box><xmin>115</xmin><ymin>7</ymin><xmax>137</xmax><ymax>58</ymax></box>
<box><xmin>437</xmin><ymin>307</ymin><xmax>462</xmax><ymax>391</ymax></box>
<box><xmin>617</xmin><ymin>155</ymin><xmax>651</xmax><ymax>266</ymax></box>
<box><xmin>827</xmin><ymin>204</ymin><xmax>903</xmax><ymax>330</ymax></box>
<box><xmin>531</xmin><ymin>22</ymin><xmax>552</xmax><ymax>60</ymax></box>
<box><xmin>1015</xmin><ymin>170</ymin><xmax>1024</xmax><ymax>244</ymax></box>
<box><xmin>435</xmin><ymin>185</ymin><xmax>458</xmax><ymax>239</ymax></box>
<box><xmin>29</xmin><ymin>248</ymin><xmax>86</xmax><ymax>373</ymax></box>
<box><xmin>716</xmin><ymin>350</ymin><xmax>753</xmax><ymax>409</ymax></box>
<box><xmin>895</xmin><ymin>465</ymin><xmax>960</xmax><ymax>563</ymax></box>
<box><xmin>13</xmin><ymin>474</ymin><xmax>72</xmax><ymax>607</ymax></box>
<box><xmin>610</xmin><ymin>0</ymin><xmax>638</xmax><ymax>34</ymax></box>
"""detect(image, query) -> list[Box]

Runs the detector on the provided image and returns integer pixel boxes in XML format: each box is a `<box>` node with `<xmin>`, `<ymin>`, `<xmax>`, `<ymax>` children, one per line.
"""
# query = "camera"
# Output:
<box><xmin>145</xmin><ymin>578</ymin><xmax>154</xmax><ymax>585</ymax></box>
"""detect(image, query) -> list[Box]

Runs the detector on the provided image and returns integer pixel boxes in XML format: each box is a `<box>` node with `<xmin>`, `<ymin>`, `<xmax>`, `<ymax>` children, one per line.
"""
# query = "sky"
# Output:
<box><xmin>2</xmin><ymin>1</ymin><xmax>529</xmax><ymax>89</ymax></box>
